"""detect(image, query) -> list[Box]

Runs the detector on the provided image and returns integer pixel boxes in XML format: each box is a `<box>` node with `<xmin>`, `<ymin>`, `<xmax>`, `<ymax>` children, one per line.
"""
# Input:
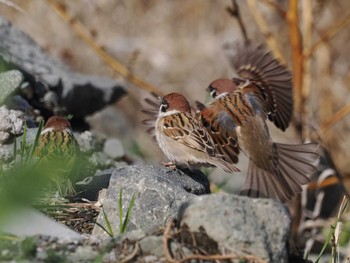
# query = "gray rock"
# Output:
<box><xmin>179</xmin><ymin>194</ymin><xmax>291</xmax><ymax>263</ymax></box>
<box><xmin>0</xmin><ymin>131</ymin><xmax>10</xmax><ymax>144</ymax></box>
<box><xmin>0</xmin><ymin>70</ymin><xmax>24</xmax><ymax>105</ymax></box>
<box><xmin>0</xmin><ymin>206</ymin><xmax>82</xmax><ymax>240</ymax></box>
<box><xmin>0</xmin><ymin>106</ymin><xmax>24</xmax><ymax>144</ymax></box>
<box><xmin>0</xmin><ymin>16</ymin><xmax>126</xmax><ymax>117</ymax></box>
<box><xmin>75</xmin><ymin>168</ymin><xmax>115</xmax><ymax>201</ymax></box>
<box><xmin>139</xmin><ymin>236</ymin><xmax>164</xmax><ymax>257</ymax></box>
<box><xmin>76</xmin><ymin>131</ymin><xmax>97</xmax><ymax>153</ymax></box>
<box><xmin>91</xmin><ymin>165</ymin><xmax>210</xmax><ymax>240</ymax></box>
<box><xmin>103</xmin><ymin>138</ymin><xmax>125</xmax><ymax>159</ymax></box>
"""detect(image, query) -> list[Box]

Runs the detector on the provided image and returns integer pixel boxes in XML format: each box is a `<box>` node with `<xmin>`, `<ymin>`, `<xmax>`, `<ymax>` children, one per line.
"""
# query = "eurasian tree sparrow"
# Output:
<box><xmin>155</xmin><ymin>92</ymin><xmax>239</xmax><ymax>173</ymax></box>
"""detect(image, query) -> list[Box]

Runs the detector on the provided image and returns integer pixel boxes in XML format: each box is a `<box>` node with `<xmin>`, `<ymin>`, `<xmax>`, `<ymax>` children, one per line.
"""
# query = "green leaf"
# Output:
<box><xmin>119</xmin><ymin>188</ymin><xmax>123</xmax><ymax>234</ymax></box>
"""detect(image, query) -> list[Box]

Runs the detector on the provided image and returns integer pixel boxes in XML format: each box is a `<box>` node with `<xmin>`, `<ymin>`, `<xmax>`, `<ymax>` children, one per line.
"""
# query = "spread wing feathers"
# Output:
<box><xmin>198</xmin><ymin>104</ymin><xmax>240</xmax><ymax>164</ymax></box>
<box><xmin>161</xmin><ymin>113</ymin><xmax>216</xmax><ymax>157</ymax></box>
<box><xmin>141</xmin><ymin>92</ymin><xmax>161</xmax><ymax>138</ymax></box>
<box><xmin>229</xmin><ymin>43</ymin><xmax>293</xmax><ymax>131</ymax></box>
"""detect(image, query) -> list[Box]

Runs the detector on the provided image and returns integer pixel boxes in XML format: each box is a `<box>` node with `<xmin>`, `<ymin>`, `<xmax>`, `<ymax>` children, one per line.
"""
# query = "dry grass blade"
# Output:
<box><xmin>320</xmin><ymin>103</ymin><xmax>350</xmax><ymax>133</ymax></box>
<box><xmin>304</xmin><ymin>13</ymin><xmax>350</xmax><ymax>58</ymax></box>
<box><xmin>46</xmin><ymin>0</ymin><xmax>164</xmax><ymax>96</ymax></box>
<box><xmin>247</xmin><ymin>0</ymin><xmax>286</xmax><ymax>64</ymax></box>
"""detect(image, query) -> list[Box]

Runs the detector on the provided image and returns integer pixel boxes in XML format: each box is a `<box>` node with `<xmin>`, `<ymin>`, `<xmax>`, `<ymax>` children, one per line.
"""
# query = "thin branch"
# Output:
<box><xmin>0</xmin><ymin>0</ymin><xmax>26</xmax><ymax>14</ymax></box>
<box><xmin>320</xmin><ymin>103</ymin><xmax>350</xmax><ymax>133</ymax></box>
<box><xmin>304</xmin><ymin>13</ymin><xmax>350</xmax><ymax>58</ymax></box>
<box><xmin>286</xmin><ymin>0</ymin><xmax>303</xmax><ymax>134</ymax></box>
<box><xmin>246</xmin><ymin>0</ymin><xmax>286</xmax><ymax>64</ymax></box>
<box><xmin>226</xmin><ymin>0</ymin><xmax>249</xmax><ymax>43</ymax></box>
<box><xmin>46</xmin><ymin>0</ymin><xmax>164</xmax><ymax>96</ymax></box>
<box><xmin>259</xmin><ymin>0</ymin><xmax>286</xmax><ymax>18</ymax></box>
<box><xmin>300</xmin><ymin>0</ymin><xmax>313</xmax><ymax>141</ymax></box>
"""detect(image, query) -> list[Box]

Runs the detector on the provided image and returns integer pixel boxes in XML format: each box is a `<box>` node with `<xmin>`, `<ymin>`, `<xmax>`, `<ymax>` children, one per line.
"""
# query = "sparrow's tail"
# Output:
<box><xmin>241</xmin><ymin>143</ymin><xmax>320</xmax><ymax>202</ymax></box>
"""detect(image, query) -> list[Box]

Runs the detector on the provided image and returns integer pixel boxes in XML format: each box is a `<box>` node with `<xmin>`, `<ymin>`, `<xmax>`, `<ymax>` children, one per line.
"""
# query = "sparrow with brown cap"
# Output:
<box><xmin>155</xmin><ymin>92</ymin><xmax>239</xmax><ymax>173</ymax></box>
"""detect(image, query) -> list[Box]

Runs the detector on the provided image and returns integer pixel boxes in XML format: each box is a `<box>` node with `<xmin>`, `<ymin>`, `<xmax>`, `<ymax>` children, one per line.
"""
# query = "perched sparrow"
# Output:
<box><xmin>155</xmin><ymin>92</ymin><xmax>239</xmax><ymax>173</ymax></box>
<box><xmin>35</xmin><ymin>116</ymin><xmax>79</xmax><ymax>196</ymax></box>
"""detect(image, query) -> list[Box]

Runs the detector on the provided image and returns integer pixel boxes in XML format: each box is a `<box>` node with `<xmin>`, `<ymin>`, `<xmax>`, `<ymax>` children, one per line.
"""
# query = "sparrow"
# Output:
<box><xmin>198</xmin><ymin>44</ymin><xmax>320</xmax><ymax>202</ymax></box>
<box><xmin>201</xmin><ymin>79</ymin><xmax>319</xmax><ymax>201</ymax></box>
<box><xmin>155</xmin><ymin>92</ymin><xmax>239</xmax><ymax>173</ymax></box>
<box><xmin>35</xmin><ymin>116</ymin><xmax>79</xmax><ymax>196</ymax></box>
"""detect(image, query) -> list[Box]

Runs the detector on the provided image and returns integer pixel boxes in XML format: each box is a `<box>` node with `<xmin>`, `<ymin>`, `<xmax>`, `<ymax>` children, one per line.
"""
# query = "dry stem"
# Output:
<box><xmin>46</xmin><ymin>0</ymin><xmax>164</xmax><ymax>96</ymax></box>
<box><xmin>321</xmin><ymin>103</ymin><xmax>350</xmax><ymax>133</ymax></box>
<box><xmin>227</xmin><ymin>0</ymin><xmax>249</xmax><ymax>43</ymax></box>
<box><xmin>304</xmin><ymin>13</ymin><xmax>350</xmax><ymax>58</ymax></box>
<box><xmin>247</xmin><ymin>0</ymin><xmax>286</xmax><ymax>64</ymax></box>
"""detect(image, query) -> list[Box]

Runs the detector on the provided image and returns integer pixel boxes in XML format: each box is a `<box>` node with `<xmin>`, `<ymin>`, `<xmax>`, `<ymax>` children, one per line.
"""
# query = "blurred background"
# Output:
<box><xmin>2</xmin><ymin>0</ymin><xmax>349</xmax><ymax>191</ymax></box>
<box><xmin>0</xmin><ymin>0</ymin><xmax>349</xmax><ymax>250</ymax></box>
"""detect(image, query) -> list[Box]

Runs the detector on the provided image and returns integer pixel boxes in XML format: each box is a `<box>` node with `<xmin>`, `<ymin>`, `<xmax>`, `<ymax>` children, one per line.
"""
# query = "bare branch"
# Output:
<box><xmin>246</xmin><ymin>0</ymin><xmax>286</xmax><ymax>64</ymax></box>
<box><xmin>46</xmin><ymin>0</ymin><xmax>164</xmax><ymax>96</ymax></box>
<box><xmin>304</xmin><ymin>13</ymin><xmax>350</xmax><ymax>58</ymax></box>
<box><xmin>226</xmin><ymin>0</ymin><xmax>249</xmax><ymax>43</ymax></box>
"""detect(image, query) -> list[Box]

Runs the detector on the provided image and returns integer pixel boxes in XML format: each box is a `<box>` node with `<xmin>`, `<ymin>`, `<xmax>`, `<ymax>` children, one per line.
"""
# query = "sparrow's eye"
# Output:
<box><xmin>160</xmin><ymin>102</ymin><xmax>168</xmax><ymax>112</ymax></box>
<box><xmin>210</xmin><ymin>89</ymin><xmax>218</xmax><ymax>98</ymax></box>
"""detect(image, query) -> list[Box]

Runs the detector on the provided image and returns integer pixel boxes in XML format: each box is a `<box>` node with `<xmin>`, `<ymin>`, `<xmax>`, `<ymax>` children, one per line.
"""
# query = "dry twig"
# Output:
<box><xmin>259</xmin><ymin>0</ymin><xmax>286</xmax><ymax>18</ymax></box>
<box><xmin>247</xmin><ymin>0</ymin><xmax>286</xmax><ymax>64</ymax></box>
<box><xmin>286</xmin><ymin>0</ymin><xmax>303</xmax><ymax>129</ymax></box>
<box><xmin>320</xmin><ymin>103</ymin><xmax>350</xmax><ymax>133</ymax></box>
<box><xmin>226</xmin><ymin>0</ymin><xmax>249</xmax><ymax>43</ymax></box>
<box><xmin>304</xmin><ymin>13</ymin><xmax>350</xmax><ymax>58</ymax></box>
<box><xmin>46</xmin><ymin>0</ymin><xmax>164</xmax><ymax>96</ymax></box>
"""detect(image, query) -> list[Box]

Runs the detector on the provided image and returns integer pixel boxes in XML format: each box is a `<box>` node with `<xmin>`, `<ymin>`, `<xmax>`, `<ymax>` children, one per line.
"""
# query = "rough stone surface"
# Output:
<box><xmin>91</xmin><ymin>165</ymin><xmax>210</xmax><ymax>239</ymax></box>
<box><xmin>103</xmin><ymin>138</ymin><xmax>125</xmax><ymax>159</ymax></box>
<box><xmin>179</xmin><ymin>194</ymin><xmax>291</xmax><ymax>263</ymax></box>
<box><xmin>0</xmin><ymin>106</ymin><xmax>24</xmax><ymax>144</ymax></box>
<box><xmin>0</xmin><ymin>70</ymin><xmax>24</xmax><ymax>105</ymax></box>
<box><xmin>0</xmin><ymin>16</ymin><xmax>126</xmax><ymax>118</ymax></box>
<box><xmin>75</xmin><ymin>168</ymin><xmax>115</xmax><ymax>201</ymax></box>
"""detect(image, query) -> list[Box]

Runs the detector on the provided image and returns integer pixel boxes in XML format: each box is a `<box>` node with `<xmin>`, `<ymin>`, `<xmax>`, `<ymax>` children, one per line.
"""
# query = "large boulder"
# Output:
<box><xmin>0</xmin><ymin>16</ymin><xmax>126</xmax><ymax>118</ymax></box>
<box><xmin>179</xmin><ymin>194</ymin><xmax>291</xmax><ymax>263</ymax></box>
<box><xmin>91</xmin><ymin>164</ymin><xmax>210</xmax><ymax>239</ymax></box>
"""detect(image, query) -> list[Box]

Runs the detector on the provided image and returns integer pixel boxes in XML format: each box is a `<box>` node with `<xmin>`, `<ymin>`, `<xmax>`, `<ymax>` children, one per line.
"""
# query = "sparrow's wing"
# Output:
<box><xmin>161</xmin><ymin>112</ymin><xmax>216</xmax><ymax>157</ymax></box>
<box><xmin>199</xmin><ymin>105</ymin><xmax>240</xmax><ymax>164</ymax></box>
<box><xmin>141</xmin><ymin>92</ymin><xmax>161</xmax><ymax>138</ymax></box>
<box><xmin>229</xmin><ymin>43</ymin><xmax>293</xmax><ymax>131</ymax></box>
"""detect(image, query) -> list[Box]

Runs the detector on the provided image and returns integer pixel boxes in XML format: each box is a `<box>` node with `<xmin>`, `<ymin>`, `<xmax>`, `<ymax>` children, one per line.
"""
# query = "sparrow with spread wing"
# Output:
<box><xmin>199</xmin><ymin>44</ymin><xmax>320</xmax><ymax>202</ymax></box>
<box><xmin>155</xmin><ymin>92</ymin><xmax>239</xmax><ymax>173</ymax></box>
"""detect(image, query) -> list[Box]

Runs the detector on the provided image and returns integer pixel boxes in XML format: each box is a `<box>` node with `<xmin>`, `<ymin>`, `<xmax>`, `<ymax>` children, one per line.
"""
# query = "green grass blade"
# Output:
<box><xmin>13</xmin><ymin>135</ymin><xmax>17</xmax><ymax>162</ymax></box>
<box><xmin>94</xmin><ymin>221</ymin><xmax>113</xmax><ymax>238</ymax></box>
<box><xmin>30</xmin><ymin>120</ymin><xmax>44</xmax><ymax>160</ymax></box>
<box><xmin>121</xmin><ymin>193</ymin><xmax>136</xmax><ymax>234</ymax></box>
<box><xmin>101</xmin><ymin>206</ymin><xmax>113</xmax><ymax>237</ymax></box>
<box><xmin>315</xmin><ymin>223</ymin><xmax>336</xmax><ymax>263</ymax></box>
<box><xmin>119</xmin><ymin>188</ymin><xmax>123</xmax><ymax>234</ymax></box>
<box><xmin>20</xmin><ymin>123</ymin><xmax>27</xmax><ymax>164</ymax></box>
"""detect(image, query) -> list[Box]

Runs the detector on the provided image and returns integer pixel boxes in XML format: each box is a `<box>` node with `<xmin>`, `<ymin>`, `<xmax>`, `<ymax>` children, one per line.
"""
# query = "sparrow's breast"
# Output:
<box><xmin>237</xmin><ymin>115</ymin><xmax>274</xmax><ymax>170</ymax></box>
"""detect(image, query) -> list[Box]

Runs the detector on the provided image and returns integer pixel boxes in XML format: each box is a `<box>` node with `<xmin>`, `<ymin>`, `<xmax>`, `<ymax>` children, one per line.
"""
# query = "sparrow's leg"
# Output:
<box><xmin>160</xmin><ymin>161</ymin><xmax>177</xmax><ymax>170</ymax></box>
